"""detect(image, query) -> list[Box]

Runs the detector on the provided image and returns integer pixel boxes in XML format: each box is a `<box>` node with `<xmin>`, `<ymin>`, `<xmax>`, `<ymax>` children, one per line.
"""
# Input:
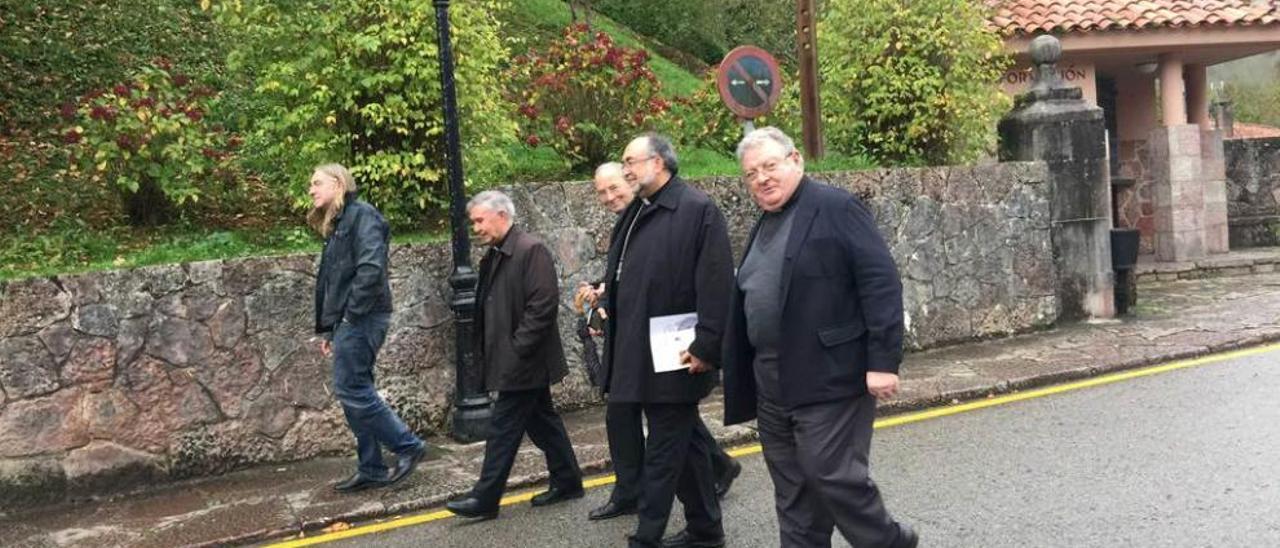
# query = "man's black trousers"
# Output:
<box><xmin>757</xmin><ymin>393</ymin><xmax>905</xmax><ymax>548</ymax></box>
<box><xmin>625</xmin><ymin>402</ymin><xmax>723</xmax><ymax>547</ymax></box>
<box><xmin>471</xmin><ymin>387</ymin><xmax>582</xmax><ymax>507</ymax></box>
<box><xmin>606</xmin><ymin>402</ymin><xmax>734</xmax><ymax>506</ymax></box>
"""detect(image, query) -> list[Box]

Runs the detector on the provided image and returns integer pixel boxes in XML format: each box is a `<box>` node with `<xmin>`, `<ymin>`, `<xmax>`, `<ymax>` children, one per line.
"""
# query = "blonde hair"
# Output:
<box><xmin>307</xmin><ymin>163</ymin><xmax>358</xmax><ymax>237</ymax></box>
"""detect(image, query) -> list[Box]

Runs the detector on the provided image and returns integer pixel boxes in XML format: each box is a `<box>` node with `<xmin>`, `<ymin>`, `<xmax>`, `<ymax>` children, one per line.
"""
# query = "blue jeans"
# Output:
<box><xmin>332</xmin><ymin>313</ymin><xmax>422</xmax><ymax>479</ymax></box>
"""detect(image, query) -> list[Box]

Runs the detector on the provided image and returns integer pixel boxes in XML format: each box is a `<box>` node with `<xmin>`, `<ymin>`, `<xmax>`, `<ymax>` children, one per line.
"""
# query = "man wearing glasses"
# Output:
<box><xmin>579</xmin><ymin>163</ymin><xmax>742</xmax><ymax>524</ymax></box>
<box><xmin>601</xmin><ymin>134</ymin><xmax>734</xmax><ymax>548</ymax></box>
<box><xmin>722</xmin><ymin>127</ymin><xmax>918</xmax><ymax>548</ymax></box>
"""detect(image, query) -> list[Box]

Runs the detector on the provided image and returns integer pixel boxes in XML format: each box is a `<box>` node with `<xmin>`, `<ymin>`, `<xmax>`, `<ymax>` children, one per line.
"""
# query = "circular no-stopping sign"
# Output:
<box><xmin>716</xmin><ymin>46</ymin><xmax>783</xmax><ymax>119</ymax></box>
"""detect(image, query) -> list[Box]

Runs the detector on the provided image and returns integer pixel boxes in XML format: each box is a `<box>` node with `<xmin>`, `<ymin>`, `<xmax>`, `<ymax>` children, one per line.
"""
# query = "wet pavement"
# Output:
<box><xmin>323</xmin><ymin>345</ymin><xmax>1280</xmax><ymax>548</ymax></box>
<box><xmin>3</xmin><ymin>268</ymin><xmax>1280</xmax><ymax>548</ymax></box>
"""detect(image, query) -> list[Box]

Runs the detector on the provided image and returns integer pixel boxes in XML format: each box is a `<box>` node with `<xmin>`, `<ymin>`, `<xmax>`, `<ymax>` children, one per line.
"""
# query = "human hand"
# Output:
<box><xmin>319</xmin><ymin>339</ymin><xmax>332</xmax><ymax>357</ymax></box>
<box><xmin>681</xmin><ymin>350</ymin><xmax>711</xmax><ymax>374</ymax></box>
<box><xmin>866</xmin><ymin>371</ymin><xmax>900</xmax><ymax>400</ymax></box>
<box><xmin>588</xmin><ymin>313</ymin><xmax>605</xmax><ymax>338</ymax></box>
<box><xmin>574</xmin><ymin>283</ymin><xmax>598</xmax><ymax>314</ymax></box>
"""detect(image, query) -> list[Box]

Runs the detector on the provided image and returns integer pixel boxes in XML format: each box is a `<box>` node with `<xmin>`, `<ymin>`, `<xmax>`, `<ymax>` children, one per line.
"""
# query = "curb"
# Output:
<box><xmin>195</xmin><ymin>332</ymin><xmax>1280</xmax><ymax>546</ymax></box>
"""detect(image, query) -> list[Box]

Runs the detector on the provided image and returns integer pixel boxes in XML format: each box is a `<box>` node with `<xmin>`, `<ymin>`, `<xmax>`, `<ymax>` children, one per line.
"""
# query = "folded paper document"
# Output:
<box><xmin>649</xmin><ymin>312</ymin><xmax>697</xmax><ymax>373</ymax></box>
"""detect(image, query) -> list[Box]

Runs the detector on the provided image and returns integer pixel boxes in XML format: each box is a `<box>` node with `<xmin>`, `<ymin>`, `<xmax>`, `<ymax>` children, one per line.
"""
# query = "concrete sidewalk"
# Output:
<box><xmin>4</xmin><ymin>271</ymin><xmax>1280</xmax><ymax>548</ymax></box>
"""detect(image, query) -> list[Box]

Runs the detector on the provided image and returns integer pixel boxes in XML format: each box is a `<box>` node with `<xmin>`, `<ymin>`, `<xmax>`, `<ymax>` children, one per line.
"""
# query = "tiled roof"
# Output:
<box><xmin>989</xmin><ymin>1</ymin><xmax>1280</xmax><ymax>36</ymax></box>
<box><xmin>1230</xmin><ymin>122</ymin><xmax>1280</xmax><ymax>139</ymax></box>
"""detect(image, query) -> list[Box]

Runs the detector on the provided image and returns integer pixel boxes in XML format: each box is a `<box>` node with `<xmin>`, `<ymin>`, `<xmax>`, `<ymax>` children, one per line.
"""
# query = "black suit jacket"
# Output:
<box><xmin>601</xmin><ymin>177</ymin><xmax>734</xmax><ymax>403</ymax></box>
<box><xmin>475</xmin><ymin>226</ymin><xmax>568</xmax><ymax>392</ymax></box>
<box><xmin>314</xmin><ymin>193</ymin><xmax>394</xmax><ymax>336</ymax></box>
<box><xmin>722</xmin><ymin>178</ymin><xmax>904</xmax><ymax>425</ymax></box>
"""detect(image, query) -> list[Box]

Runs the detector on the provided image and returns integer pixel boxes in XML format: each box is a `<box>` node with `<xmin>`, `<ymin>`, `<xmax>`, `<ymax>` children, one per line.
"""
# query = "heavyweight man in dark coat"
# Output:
<box><xmin>722</xmin><ymin>127</ymin><xmax>918</xmax><ymax>548</ymax></box>
<box><xmin>446</xmin><ymin>191</ymin><xmax>584</xmax><ymax>520</ymax></box>
<box><xmin>603</xmin><ymin>134</ymin><xmax>734</xmax><ymax>548</ymax></box>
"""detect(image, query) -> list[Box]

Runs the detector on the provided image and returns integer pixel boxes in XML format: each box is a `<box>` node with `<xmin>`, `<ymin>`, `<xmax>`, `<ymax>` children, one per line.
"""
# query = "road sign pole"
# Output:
<box><xmin>796</xmin><ymin>0</ymin><xmax>825</xmax><ymax>160</ymax></box>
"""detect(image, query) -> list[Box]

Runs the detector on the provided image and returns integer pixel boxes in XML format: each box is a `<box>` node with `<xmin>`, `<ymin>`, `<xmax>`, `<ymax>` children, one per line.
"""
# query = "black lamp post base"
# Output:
<box><xmin>450</xmin><ymin>395</ymin><xmax>494</xmax><ymax>443</ymax></box>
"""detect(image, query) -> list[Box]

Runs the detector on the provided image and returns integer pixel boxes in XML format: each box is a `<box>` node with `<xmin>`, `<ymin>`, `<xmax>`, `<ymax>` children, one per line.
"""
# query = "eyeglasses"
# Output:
<box><xmin>621</xmin><ymin>155</ymin><xmax>655</xmax><ymax>168</ymax></box>
<box><xmin>741</xmin><ymin>158</ymin><xmax>789</xmax><ymax>185</ymax></box>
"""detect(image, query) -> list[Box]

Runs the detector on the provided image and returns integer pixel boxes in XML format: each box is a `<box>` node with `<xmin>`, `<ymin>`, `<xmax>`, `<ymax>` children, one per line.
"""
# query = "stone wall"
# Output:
<box><xmin>1225</xmin><ymin>137</ymin><xmax>1280</xmax><ymax>248</ymax></box>
<box><xmin>0</xmin><ymin>162</ymin><xmax>1055</xmax><ymax>509</ymax></box>
<box><xmin>1117</xmin><ymin>138</ymin><xmax>1157</xmax><ymax>254</ymax></box>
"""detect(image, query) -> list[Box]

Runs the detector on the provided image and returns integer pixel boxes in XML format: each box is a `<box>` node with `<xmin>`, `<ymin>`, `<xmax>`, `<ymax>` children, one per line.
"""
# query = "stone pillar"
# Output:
<box><xmin>999</xmin><ymin>35</ymin><xmax>1115</xmax><ymax>321</ymax></box>
<box><xmin>1159</xmin><ymin>54</ymin><xmax>1187</xmax><ymax>126</ymax></box>
<box><xmin>1202</xmin><ymin>128</ymin><xmax>1230</xmax><ymax>253</ymax></box>
<box><xmin>1211</xmin><ymin>100</ymin><xmax>1235</xmax><ymax>138</ymax></box>
<box><xmin>1149</xmin><ymin>125</ymin><xmax>1206</xmax><ymax>261</ymax></box>
<box><xmin>1186</xmin><ymin>64</ymin><xmax>1211</xmax><ymax>130</ymax></box>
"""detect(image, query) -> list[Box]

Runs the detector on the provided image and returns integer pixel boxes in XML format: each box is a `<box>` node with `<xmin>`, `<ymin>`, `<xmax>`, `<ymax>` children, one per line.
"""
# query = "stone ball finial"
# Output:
<box><xmin>1028</xmin><ymin>35</ymin><xmax>1064</xmax><ymax>93</ymax></box>
<box><xmin>1029</xmin><ymin>35</ymin><xmax>1062</xmax><ymax>66</ymax></box>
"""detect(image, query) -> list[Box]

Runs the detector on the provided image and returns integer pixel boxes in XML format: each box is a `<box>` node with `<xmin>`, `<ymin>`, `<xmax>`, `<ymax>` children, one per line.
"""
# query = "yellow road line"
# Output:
<box><xmin>266</xmin><ymin>341</ymin><xmax>1279</xmax><ymax>547</ymax></box>
<box><xmin>873</xmin><ymin>342</ymin><xmax>1278</xmax><ymax>429</ymax></box>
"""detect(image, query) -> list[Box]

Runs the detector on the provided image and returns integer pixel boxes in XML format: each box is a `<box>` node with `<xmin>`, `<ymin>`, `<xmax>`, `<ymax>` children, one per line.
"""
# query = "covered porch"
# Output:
<box><xmin>994</xmin><ymin>1</ymin><xmax>1280</xmax><ymax>262</ymax></box>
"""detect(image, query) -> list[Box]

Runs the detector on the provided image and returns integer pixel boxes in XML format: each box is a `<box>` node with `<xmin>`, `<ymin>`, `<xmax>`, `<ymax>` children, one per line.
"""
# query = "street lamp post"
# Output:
<box><xmin>433</xmin><ymin>0</ymin><xmax>492</xmax><ymax>443</ymax></box>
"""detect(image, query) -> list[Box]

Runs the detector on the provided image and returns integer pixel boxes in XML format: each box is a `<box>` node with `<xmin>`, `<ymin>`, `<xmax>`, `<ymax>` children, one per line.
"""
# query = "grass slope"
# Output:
<box><xmin>500</xmin><ymin>0</ymin><xmax>704</xmax><ymax>96</ymax></box>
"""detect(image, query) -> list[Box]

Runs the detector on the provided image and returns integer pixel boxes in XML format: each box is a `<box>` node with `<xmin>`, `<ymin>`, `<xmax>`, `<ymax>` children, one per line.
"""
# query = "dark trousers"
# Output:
<box><xmin>471</xmin><ymin>387</ymin><xmax>583</xmax><ymax>507</ymax></box>
<box><xmin>628</xmin><ymin>403</ymin><xmax>722</xmax><ymax>547</ymax></box>
<box><xmin>606</xmin><ymin>402</ymin><xmax>734</xmax><ymax>506</ymax></box>
<box><xmin>757</xmin><ymin>394</ymin><xmax>902</xmax><ymax>548</ymax></box>
<box><xmin>331</xmin><ymin>313</ymin><xmax>423</xmax><ymax>479</ymax></box>
<box><xmin>606</xmin><ymin>402</ymin><xmax>645</xmax><ymax>505</ymax></box>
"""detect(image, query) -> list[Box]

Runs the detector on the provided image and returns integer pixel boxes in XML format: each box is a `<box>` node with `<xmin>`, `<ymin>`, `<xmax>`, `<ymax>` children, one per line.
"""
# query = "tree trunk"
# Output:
<box><xmin>122</xmin><ymin>176</ymin><xmax>173</xmax><ymax>226</ymax></box>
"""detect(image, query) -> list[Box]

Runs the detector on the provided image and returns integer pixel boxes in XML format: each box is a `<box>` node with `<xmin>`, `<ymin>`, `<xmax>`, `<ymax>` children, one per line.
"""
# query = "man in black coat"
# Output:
<box><xmin>580</xmin><ymin>163</ymin><xmax>741</xmax><ymax>523</ymax></box>
<box><xmin>446</xmin><ymin>190</ymin><xmax>584</xmax><ymax>521</ymax></box>
<box><xmin>722</xmin><ymin>127</ymin><xmax>918</xmax><ymax>548</ymax></box>
<box><xmin>603</xmin><ymin>134</ymin><xmax>733</xmax><ymax>548</ymax></box>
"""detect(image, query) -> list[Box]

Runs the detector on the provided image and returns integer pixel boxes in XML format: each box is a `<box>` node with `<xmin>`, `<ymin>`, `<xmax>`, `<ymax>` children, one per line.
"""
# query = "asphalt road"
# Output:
<box><xmin>299</xmin><ymin>346</ymin><xmax>1280</xmax><ymax>547</ymax></box>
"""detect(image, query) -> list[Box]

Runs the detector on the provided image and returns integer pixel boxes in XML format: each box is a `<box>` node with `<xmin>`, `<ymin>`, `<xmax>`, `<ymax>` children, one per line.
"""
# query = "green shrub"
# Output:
<box><xmin>819</xmin><ymin>0</ymin><xmax>1010</xmax><ymax>165</ymax></box>
<box><xmin>663</xmin><ymin>70</ymin><xmax>802</xmax><ymax>157</ymax></box>
<box><xmin>1224</xmin><ymin>82</ymin><xmax>1280</xmax><ymax>128</ymax></box>
<box><xmin>591</xmin><ymin>0</ymin><xmax>727</xmax><ymax>65</ymax></box>
<box><xmin>0</xmin><ymin>0</ymin><xmax>226</xmax><ymax>135</ymax></box>
<box><xmin>721</xmin><ymin>0</ymin><xmax>798</xmax><ymax>68</ymax></box>
<box><xmin>209</xmin><ymin>0</ymin><xmax>515</xmax><ymax>227</ymax></box>
<box><xmin>509</xmin><ymin>24</ymin><xmax>671</xmax><ymax>172</ymax></box>
<box><xmin>64</xmin><ymin>61</ymin><xmax>236</xmax><ymax>226</ymax></box>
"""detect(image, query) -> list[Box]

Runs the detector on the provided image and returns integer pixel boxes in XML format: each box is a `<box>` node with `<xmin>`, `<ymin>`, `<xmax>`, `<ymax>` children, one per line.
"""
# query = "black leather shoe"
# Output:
<box><xmin>715</xmin><ymin>459</ymin><xmax>742</xmax><ymax>498</ymax></box>
<box><xmin>588</xmin><ymin>500</ymin><xmax>638</xmax><ymax>521</ymax></box>
<box><xmin>332</xmin><ymin>473</ymin><xmax>389</xmax><ymax>493</ymax></box>
<box><xmin>660</xmin><ymin>529</ymin><xmax>725</xmax><ymax>548</ymax></box>
<box><xmin>530</xmin><ymin>484</ymin><xmax>585</xmax><ymax>507</ymax></box>
<box><xmin>445</xmin><ymin>497</ymin><xmax>499</xmax><ymax>520</ymax></box>
<box><xmin>387</xmin><ymin>443</ymin><xmax>427</xmax><ymax>486</ymax></box>
<box><xmin>894</xmin><ymin>522</ymin><xmax>919</xmax><ymax>548</ymax></box>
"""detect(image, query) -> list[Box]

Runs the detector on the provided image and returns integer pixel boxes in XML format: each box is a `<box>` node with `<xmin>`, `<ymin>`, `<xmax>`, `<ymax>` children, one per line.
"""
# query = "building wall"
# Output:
<box><xmin>0</xmin><ymin>163</ymin><xmax>1057</xmax><ymax>509</ymax></box>
<box><xmin>1225</xmin><ymin>137</ymin><xmax>1280</xmax><ymax>247</ymax></box>
<box><xmin>1000</xmin><ymin>60</ymin><xmax>1098</xmax><ymax>105</ymax></box>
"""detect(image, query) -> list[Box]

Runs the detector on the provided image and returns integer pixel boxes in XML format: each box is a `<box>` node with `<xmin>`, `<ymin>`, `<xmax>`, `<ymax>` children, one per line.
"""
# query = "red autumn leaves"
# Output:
<box><xmin>62</xmin><ymin>58</ymin><xmax>227</xmax><ymax>154</ymax></box>
<box><xmin>508</xmin><ymin>23</ymin><xmax>672</xmax><ymax>168</ymax></box>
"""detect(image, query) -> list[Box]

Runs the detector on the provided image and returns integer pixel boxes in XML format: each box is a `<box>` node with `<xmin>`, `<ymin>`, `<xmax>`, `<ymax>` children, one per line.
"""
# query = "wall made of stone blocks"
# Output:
<box><xmin>0</xmin><ymin>162</ymin><xmax>1056</xmax><ymax>509</ymax></box>
<box><xmin>1118</xmin><ymin>139</ymin><xmax>1156</xmax><ymax>254</ymax></box>
<box><xmin>1225</xmin><ymin>137</ymin><xmax>1280</xmax><ymax>248</ymax></box>
<box><xmin>1149</xmin><ymin>125</ymin><xmax>1208</xmax><ymax>262</ymax></box>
